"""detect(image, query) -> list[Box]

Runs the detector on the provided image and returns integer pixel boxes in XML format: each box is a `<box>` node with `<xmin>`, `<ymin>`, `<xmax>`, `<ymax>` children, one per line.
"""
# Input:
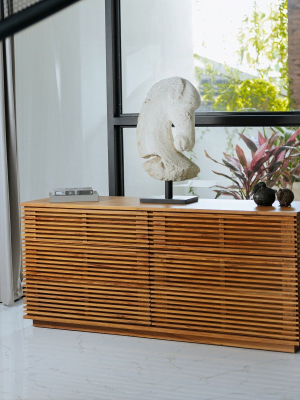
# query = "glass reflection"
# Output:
<box><xmin>121</xmin><ymin>0</ymin><xmax>294</xmax><ymax>113</ymax></box>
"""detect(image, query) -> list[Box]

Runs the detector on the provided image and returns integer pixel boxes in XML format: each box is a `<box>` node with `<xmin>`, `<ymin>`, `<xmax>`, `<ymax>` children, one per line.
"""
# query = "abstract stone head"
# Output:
<box><xmin>137</xmin><ymin>77</ymin><xmax>201</xmax><ymax>181</ymax></box>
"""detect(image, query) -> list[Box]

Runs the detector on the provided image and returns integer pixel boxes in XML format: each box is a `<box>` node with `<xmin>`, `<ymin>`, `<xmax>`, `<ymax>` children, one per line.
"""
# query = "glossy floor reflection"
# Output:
<box><xmin>0</xmin><ymin>299</ymin><xmax>300</xmax><ymax>400</ymax></box>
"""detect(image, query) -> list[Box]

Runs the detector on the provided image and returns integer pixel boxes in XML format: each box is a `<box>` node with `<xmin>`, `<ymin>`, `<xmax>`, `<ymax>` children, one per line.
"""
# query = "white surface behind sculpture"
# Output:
<box><xmin>137</xmin><ymin>77</ymin><xmax>201</xmax><ymax>181</ymax></box>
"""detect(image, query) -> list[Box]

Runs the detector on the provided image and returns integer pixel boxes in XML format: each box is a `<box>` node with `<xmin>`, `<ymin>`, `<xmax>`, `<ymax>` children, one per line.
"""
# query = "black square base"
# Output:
<box><xmin>140</xmin><ymin>195</ymin><xmax>198</xmax><ymax>204</ymax></box>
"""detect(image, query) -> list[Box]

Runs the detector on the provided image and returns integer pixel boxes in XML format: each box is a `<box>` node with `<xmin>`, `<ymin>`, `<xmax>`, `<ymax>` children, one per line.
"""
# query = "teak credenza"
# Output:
<box><xmin>21</xmin><ymin>197</ymin><xmax>300</xmax><ymax>353</ymax></box>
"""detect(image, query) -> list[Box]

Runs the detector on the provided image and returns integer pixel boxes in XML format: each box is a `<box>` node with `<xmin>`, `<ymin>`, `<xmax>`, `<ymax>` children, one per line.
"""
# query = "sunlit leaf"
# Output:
<box><xmin>239</xmin><ymin>134</ymin><xmax>258</xmax><ymax>153</ymax></box>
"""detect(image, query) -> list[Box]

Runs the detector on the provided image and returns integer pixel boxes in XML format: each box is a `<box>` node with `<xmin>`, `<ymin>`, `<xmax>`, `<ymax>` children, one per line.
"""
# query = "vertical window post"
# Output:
<box><xmin>105</xmin><ymin>0</ymin><xmax>124</xmax><ymax>196</ymax></box>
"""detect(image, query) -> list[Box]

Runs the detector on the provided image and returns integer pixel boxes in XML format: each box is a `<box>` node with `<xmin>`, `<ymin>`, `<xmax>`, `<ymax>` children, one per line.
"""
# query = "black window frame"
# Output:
<box><xmin>0</xmin><ymin>0</ymin><xmax>298</xmax><ymax>196</ymax></box>
<box><xmin>106</xmin><ymin>0</ymin><xmax>300</xmax><ymax>196</ymax></box>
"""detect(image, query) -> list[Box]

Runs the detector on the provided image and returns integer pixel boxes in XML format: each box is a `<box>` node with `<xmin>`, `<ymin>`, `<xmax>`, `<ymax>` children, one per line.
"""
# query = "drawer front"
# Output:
<box><xmin>22</xmin><ymin>206</ymin><xmax>151</xmax><ymax>326</ymax></box>
<box><xmin>149</xmin><ymin>212</ymin><xmax>299</xmax><ymax>345</ymax></box>
<box><xmin>149</xmin><ymin>212</ymin><xmax>297</xmax><ymax>257</ymax></box>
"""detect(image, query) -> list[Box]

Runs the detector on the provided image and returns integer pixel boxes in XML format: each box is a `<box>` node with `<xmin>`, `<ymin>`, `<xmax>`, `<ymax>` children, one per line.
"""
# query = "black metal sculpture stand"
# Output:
<box><xmin>140</xmin><ymin>181</ymin><xmax>198</xmax><ymax>204</ymax></box>
<box><xmin>165</xmin><ymin>181</ymin><xmax>173</xmax><ymax>200</ymax></box>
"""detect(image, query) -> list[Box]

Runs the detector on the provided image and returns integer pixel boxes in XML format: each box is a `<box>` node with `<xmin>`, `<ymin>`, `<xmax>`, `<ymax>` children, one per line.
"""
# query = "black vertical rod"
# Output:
<box><xmin>165</xmin><ymin>181</ymin><xmax>173</xmax><ymax>199</ymax></box>
<box><xmin>105</xmin><ymin>0</ymin><xmax>124</xmax><ymax>196</ymax></box>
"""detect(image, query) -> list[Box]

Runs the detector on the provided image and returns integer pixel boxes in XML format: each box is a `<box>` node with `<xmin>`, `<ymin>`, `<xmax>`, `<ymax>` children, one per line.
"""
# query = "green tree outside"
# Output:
<box><xmin>194</xmin><ymin>0</ymin><xmax>292</xmax><ymax>112</ymax></box>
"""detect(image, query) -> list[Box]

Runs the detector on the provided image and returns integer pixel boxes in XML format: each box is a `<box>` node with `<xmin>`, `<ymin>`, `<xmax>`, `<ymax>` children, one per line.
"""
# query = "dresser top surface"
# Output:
<box><xmin>20</xmin><ymin>197</ymin><xmax>300</xmax><ymax>216</ymax></box>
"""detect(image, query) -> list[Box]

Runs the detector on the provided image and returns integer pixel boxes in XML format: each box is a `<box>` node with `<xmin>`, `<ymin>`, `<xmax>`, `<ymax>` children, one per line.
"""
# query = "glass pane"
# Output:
<box><xmin>122</xmin><ymin>0</ymin><xmax>295</xmax><ymax>113</ymax></box>
<box><xmin>124</xmin><ymin>128</ymin><xmax>187</xmax><ymax>197</ymax></box>
<box><xmin>121</xmin><ymin>0</ymin><xmax>196</xmax><ymax>113</ymax></box>
<box><xmin>125</xmin><ymin>126</ymin><xmax>300</xmax><ymax>200</ymax></box>
<box><xmin>15</xmin><ymin>0</ymin><xmax>108</xmax><ymax>202</ymax></box>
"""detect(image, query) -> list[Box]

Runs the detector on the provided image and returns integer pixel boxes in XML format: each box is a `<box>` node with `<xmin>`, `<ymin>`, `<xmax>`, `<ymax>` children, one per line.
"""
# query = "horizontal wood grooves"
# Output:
<box><xmin>21</xmin><ymin>202</ymin><xmax>300</xmax><ymax>352</ymax></box>
<box><xmin>22</xmin><ymin>207</ymin><xmax>151</xmax><ymax>326</ymax></box>
<box><xmin>149</xmin><ymin>212</ymin><xmax>297</xmax><ymax>257</ymax></box>
<box><xmin>148</xmin><ymin>212</ymin><xmax>299</xmax><ymax>346</ymax></box>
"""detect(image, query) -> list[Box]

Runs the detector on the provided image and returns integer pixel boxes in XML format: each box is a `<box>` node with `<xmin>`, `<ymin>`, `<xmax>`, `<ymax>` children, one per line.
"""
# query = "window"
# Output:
<box><xmin>107</xmin><ymin>0</ymin><xmax>300</xmax><ymax>196</ymax></box>
<box><xmin>121</xmin><ymin>0</ymin><xmax>293</xmax><ymax>113</ymax></box>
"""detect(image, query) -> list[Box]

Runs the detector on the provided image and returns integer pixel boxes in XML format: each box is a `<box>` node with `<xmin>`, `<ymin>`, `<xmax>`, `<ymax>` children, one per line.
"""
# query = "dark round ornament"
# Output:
<box><xmin>253</xmin><ymin>187</ymin><xmax>276</xmax><ymax>206</ymax></box>
<box><xmin>277</xmin><ymin>188</ymin><xmax>294</xmax><ymax>207</ymax></box>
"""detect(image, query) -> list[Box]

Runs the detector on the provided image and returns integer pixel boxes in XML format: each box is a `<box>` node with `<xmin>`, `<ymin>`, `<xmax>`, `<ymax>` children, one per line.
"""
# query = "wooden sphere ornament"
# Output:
<box><xmin>277</xmin><ymin>188</ymin><xmax>294</xmax><ymax>207</ymax></box>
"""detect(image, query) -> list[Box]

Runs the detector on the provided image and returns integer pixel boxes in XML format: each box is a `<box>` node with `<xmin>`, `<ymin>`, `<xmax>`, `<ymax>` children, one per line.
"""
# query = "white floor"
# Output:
<box><xmin>0</xmin><ymin>300</ymin><xmax>300</xmax><ymax>400</ymax></box>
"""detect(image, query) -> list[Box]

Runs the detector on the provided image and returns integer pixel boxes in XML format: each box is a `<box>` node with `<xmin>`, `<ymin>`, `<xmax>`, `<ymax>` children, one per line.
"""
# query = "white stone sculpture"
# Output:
<box><xmin>136</xmin><ymin>77</ymin><xmax>201</xmax><ymax>181</ymax></box>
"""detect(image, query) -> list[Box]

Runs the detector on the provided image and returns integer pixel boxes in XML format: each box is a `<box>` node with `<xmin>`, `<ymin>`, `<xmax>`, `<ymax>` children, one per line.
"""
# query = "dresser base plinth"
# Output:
<box><xmin>33</xmin><ymin>320</ymin><xmax>299</xmax><ymax>353</ymax></box>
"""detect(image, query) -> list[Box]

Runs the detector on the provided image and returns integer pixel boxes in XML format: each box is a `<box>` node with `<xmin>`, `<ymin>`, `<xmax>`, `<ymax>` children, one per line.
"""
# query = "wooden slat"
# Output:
<box><xmin>147</xmin><ymin>210</ymin><xmax>299</xmax><ymax>348</ymax></box>
<box><xmin>32</xmin><ymin>320</ymin><xmax>299</xmax><ymax>353</ymax></box>
<box><xmin>21</xmin><ymin>198</ymin><xmax>300</xmax><ymax>352</ymax></box>
<box><xmin>28</xmin><ymin>316</ymin><xmax>297</xmax><ymax>346</ymax></box>
<box><xmin>21</xmin><ymin>197</ymin><xmax>300</xmax><ymax>215</ymax></box>
<box><xmin>22</xmin><ymin>205</ymin><xmax>151</xmax><ymax>326</ymax></box>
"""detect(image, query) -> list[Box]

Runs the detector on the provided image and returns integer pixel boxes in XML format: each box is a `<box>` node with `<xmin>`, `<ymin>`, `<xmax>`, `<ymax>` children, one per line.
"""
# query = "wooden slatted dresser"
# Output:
<box><xmin>21</xmin><ymin>197</ymin><xmax>300</xmax><ymax>352</ymax></box>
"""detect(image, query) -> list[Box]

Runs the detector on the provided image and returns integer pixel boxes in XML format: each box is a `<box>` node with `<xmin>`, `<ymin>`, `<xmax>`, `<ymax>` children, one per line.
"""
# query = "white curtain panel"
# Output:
<box><xmin>0</xmin><ymin>34</ymin><xmax>22</xmax><ymax>306</ymax></box>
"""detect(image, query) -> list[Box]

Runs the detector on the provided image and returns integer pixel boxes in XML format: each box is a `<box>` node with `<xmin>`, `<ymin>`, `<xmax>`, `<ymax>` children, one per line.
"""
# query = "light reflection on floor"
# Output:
<box><xmin>0</xmin><ymin>299</ymin><xmax>299</xmax><ymax>400</ymax></box>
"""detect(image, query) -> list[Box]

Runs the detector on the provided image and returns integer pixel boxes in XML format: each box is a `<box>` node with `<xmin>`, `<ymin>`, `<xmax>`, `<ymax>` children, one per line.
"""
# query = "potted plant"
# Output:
<box><xmin>205</xmin><ymin>129</ymin><xmax>300</xmax><ymax>199</ymax></box>
<box><xmin>270</xmin><ymin>128</ymin><xmax>300</xmax><ymax>199</ymax></box>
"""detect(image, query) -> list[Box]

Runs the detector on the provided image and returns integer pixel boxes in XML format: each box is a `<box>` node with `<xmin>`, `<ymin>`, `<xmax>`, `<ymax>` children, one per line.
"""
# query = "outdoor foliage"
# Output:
<box><xmin>205</xmin><ymin>129</ymin><xmax>300</xmax><ymax>200</ymax></box>
<box><xmin>264</xmin><ymin>127</ymin><xmax>300</xmax><ymax>189</ymax></box>
<box><xmin>237</xmin><ymin>0</ymin><xmax>289</xmax><ymax>99</ymax></box>
<box><xmin>194</xmin><ymin>0</ymin><xmax>291</xmax><ymax>112</ymax></box>
<box><xmin>214</xmin><ymin>78</ymin><xmax>289</xmax><ymax>112</ymax></box>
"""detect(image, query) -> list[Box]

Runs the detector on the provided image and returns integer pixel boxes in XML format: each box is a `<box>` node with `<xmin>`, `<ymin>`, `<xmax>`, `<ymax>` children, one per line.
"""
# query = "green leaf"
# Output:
<box><xmin>266</xmin><ymin>160</ymin><xmax>282</xmax><ymax>173</ymax></box>
<box><xmin>251</xmin><ymin>154</ymin><xmax>270</xmax><ymax>173</ymax></box>
<box><xmin>232</xmin><ymin>170</ymin><xmax>247</xmax><ymax>183</ymax></box>
<box><xmin>223</xmin><ymin>153</ymin><xmax>242</xmax><ymax>170</ymax></box>
<box><xmin>239</xmin><ymin>134</ymin><xmax>258</xmax><ymax>153</ymax></box>
<box><xmin>286</xmin><ymin>128</ymin><xmax>300</xmax><ymax>145</ymax></box>
<box><xmin>214</xmin><ymin>189</ymin><xmax>242</xmax><ymax>200</ymax></box>
<box><xmin>251</xmin><ymin>142</ymin><xmax>269</xmax><ymax>169</ymax></box>
<box><xmin>204</xmin><ymin>150</ymin><xmax>224</xmax><ymax>166</ymax></box>
<box><xmin>274</xmin><ymin>127</ymin><xmax>285</xmax><ymax>134</ymax></box>
<box><xmin>268</xmin><ymin>132</ymin><xmax>280</xmax><ymax>147</ymax></box>
<box><xmin>212</xmin><ymin>170</ymin><xmax>242</xmax><ymax>187</ymax></box>
<box><xmin>235</xmin><ymin>145</ymin><xmax>247</xmax><ymax>167</ymax></box>
<box><xmin>222</xmin><ymin>159</ymin><xmax>240</xmax><ymax>172</ymax></box>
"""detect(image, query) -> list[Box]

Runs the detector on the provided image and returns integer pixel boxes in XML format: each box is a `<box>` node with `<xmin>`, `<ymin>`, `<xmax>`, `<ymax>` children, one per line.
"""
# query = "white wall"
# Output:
<box><xmin>121</xmin><ymin>0</ymin><xmax>196</xmax><ymax>113</ymax></box>
<box><xmin>15</xmin><ymin>0</ymin><xmax>108</xmax><ymax>202</ymax></box>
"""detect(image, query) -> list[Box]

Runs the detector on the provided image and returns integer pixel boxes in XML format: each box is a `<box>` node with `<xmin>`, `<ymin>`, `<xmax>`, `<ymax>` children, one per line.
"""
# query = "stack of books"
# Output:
<box><xmin>49</xmin><ymin>187</ymin><xmax>99</xmax><ymax>203</ymax></box>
